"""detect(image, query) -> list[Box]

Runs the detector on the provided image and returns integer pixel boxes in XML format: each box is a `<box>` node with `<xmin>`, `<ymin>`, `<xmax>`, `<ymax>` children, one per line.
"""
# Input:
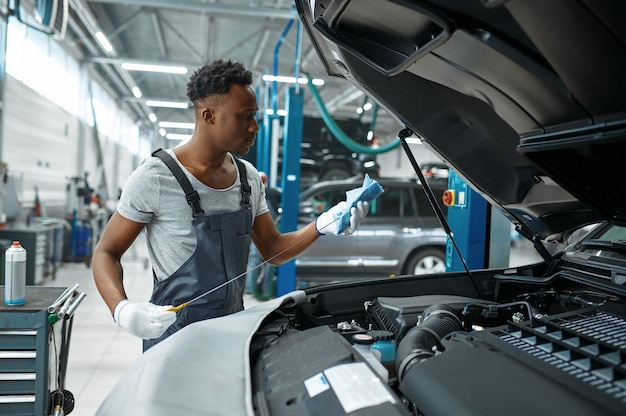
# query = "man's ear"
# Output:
<box><xmin>200</xmin><ymin>107</ymin><xmax>214</xmax><ymax>123</ymax></box>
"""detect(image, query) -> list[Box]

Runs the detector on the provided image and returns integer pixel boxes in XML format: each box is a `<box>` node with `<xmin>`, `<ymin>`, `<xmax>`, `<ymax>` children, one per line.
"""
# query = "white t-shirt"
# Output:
<box><xmin>117</xmin><ymin>149</ymin><xmax>268</xmax><ymax>281</ymax></box>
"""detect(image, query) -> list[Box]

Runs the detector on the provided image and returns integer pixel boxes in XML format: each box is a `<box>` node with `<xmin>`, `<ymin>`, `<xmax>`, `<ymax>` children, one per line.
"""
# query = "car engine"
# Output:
<box><xmin>250</xmin><ymin>276</ymin><xmax>626</xmax><ymax>416</ymax></box>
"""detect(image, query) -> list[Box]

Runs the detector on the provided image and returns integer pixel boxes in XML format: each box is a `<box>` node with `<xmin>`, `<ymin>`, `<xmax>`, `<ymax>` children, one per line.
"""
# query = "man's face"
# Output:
<box><xmin>211</xmin><ymin>84</ymin><xmax>259</xmax><ymax>155</ymax></box>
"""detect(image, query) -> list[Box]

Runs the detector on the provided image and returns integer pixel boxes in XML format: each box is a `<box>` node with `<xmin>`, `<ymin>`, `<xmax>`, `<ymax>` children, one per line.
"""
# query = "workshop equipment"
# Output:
<box><xmin>0</xmin><ymin>286</ymin><xmax>84</xmax><ymax>415</ymax></box>
<box><xmin>47</xmin><ymin>285</ymin><xmax>86</xmax><ymax>415</ymax></box>
<box><xmin>0</xmin><ymin>224</ymin><xmax>48</xmax><ymax>285</ymax></box>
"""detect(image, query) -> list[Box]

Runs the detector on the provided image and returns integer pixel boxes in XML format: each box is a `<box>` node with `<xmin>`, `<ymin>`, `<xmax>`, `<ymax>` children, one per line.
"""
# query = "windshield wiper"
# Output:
<box><xmin>580</xmin><ymin>239</ymin><xmax>626</xmax><ymax>254</ymax></box>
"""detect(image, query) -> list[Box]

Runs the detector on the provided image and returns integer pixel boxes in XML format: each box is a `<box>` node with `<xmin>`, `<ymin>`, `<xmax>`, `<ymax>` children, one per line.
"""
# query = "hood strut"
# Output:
<box><xmin>514</xmin><ymin>224</ymin><xmax>557</xmax><ymax>273</ymax></box>
<box><xmin>397</xmin><ymin>128</ymin><xmax>480</xmax><ymax>297</ymax></box>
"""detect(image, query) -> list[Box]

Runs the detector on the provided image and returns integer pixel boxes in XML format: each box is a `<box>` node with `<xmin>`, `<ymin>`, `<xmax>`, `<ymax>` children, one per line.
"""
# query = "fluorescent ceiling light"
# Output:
<box><xmin>159</xmin><ymin>128</ymin><xmax>167</xmax><ymax>136</ymax></box>
<box><xmin>166</xmin><ymin>133</ymin><xmax>192</xmax><ymax>141</ymax></box>
<box><xmin>148</xmin><ymin>113</ymin><xmax>157</xmax><ymax>123</ymax></box>
<box><xmin>261</xmin><ymin>75</ymin><xmax>324</xmax><ymax>86</ymax></box>
<box><xmin>121</xmin><ymin>63</ymin><xmax>188</xmax><ymax>74</ymax></box>
<box><xmin>264</xmin><ymin>109</ymin><xmax>287</xmax><ymax>116</ymax></box>
<box><xmin>132</xmin><ymin>87</ymin><xmax>142</xmax><ymax>98</ymax></box>
<box><xmin>95</xmin><ymin>32</ymin><xmax>114</xmax><ymax>53</ymax></box>
<box><xmin>357</xmin><ymin>103</ymin><xmax>373</xmax><ymax>114</ymax></box>
<box><xmin>146</xmin><ymin>100</ymin><xmax>189</xmax><ymax>109</ymax></box>
<box><xmin>159</xmin><ymin>121</ymin><xmax>194</xmax><ymax>129</ymax></box>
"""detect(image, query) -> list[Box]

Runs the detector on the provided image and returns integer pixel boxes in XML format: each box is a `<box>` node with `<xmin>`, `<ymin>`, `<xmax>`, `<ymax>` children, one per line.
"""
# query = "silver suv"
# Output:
<box><xmin>295</xmin><ymin>177</ymin><xmax>447</xmax><ymax>285</ymax></box>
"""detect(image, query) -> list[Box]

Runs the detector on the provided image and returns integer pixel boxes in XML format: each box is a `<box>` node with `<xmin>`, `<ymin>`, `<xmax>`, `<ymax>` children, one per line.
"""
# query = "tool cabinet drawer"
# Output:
<box><xmin>0</xmin><ymin>394</ymin><xmax>36</xmax><ymax>415</ymax></box>
<box><xmin>0</xmin><ymin>351</ymin><xmax>36</xmax><ymax>372</ymax></box>
<box><xmin>0</xmin><ymin>330</ymin><xmax>37</xmax><ymax>350</ymax></box>
<box><xmin>0</xmin><ymin>373</ymin><xmax>36</xmax><ymax>394</ymax></box>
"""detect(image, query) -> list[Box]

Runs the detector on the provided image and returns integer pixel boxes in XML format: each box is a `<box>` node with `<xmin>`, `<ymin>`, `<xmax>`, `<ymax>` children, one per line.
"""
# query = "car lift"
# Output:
<box><xmin>443</xmin><ymin>170</ymin><xmax>511</xmax><ymax>271</ymax></box>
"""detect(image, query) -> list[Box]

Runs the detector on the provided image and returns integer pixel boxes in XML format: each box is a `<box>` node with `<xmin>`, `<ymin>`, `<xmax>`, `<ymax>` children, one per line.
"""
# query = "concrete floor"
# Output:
<box><xmin>41</xmin><ymin>237</ymin><xmax>542</xmax><ymax>415</ymax></box>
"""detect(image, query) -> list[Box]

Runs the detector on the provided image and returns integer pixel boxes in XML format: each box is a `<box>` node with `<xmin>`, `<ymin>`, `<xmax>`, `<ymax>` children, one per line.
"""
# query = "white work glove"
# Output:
<box><xmin>316</xmin><ymin>200</ymin><xmax>369</xmax><ymax>236</ymax></box>
<box><xmin>113</xmin><ymin>300</ymin><xmax>177</xmax><ymax>339</ymax></box>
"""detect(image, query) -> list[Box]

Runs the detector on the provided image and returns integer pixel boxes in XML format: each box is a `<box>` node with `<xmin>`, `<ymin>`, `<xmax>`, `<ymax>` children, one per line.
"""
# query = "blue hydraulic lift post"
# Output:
<box><xmin>276</xmin><ymin>20</ymin><xmax>303</xmax><ymax>296</ymax></box>
<box><xmin>445</xmin><ymin>170</ymin><xmax>511</xmax><ymax>271</ymax></box>
<box><xmin>254</xmin><ymin>82</ymin><xmax>266</xmax><ymax>174</ymax></box>
<box><xmin>271</xmin><ymin>20</ymin><xmax>294</xmax><ymax>114</ymax></box>
<box><xmin>257</xmin><ymin>68</ymin><xmax>277</xmax><ymax>176</ymax></box>
<box><xmin>445</xmin><ymin>170</ymin><xmax>488</xmax><ymax>271</ymax></box>
<box><xmin>258</xmin><ymin>94</ymin><xmax>272</xmax><ymax>174</ymax></box>
<box><xmin>276</xmin><ymin>85</ymin><xmax>304</xmax><ymax>296</ymax></box>
<box><xmin>257</xmin><ymin>19</ymin><xmax>294</xmax><ymax>181</ymax></box>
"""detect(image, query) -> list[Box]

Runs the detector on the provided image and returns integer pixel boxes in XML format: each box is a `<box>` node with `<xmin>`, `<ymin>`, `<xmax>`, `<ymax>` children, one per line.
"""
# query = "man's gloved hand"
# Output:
<box><xmin>316</xmin><ymin>200</ymin><xmax>369</xmax><ymax>236</ymax></box>
<box><xmin>346</xmin><ymin>200</ymin><xmax>369</xmax><ymax>235</ymax></box>
<box><xmin>114</xmin><ymin>300</ymin><xmax>177</xmax><ymax>339</ymax></box>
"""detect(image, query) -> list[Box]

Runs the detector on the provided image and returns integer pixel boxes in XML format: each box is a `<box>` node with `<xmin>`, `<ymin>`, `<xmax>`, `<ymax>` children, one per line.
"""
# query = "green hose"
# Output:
<box><xmin>307</xmin><ymin>80</ymin><xmax>400</xmax><ymax>154</ymax></box>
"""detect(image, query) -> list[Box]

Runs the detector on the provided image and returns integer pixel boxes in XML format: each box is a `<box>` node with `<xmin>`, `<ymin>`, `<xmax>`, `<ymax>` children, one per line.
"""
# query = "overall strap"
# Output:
<box><xmin>152</xmin><ymin>148</ymin><xmax>204</xmax><ymax>217</ymax></box>
<box><xmin>234</xmin><ymin>157</ymin><xmax>251</xmax><ymax>206</ymax></box>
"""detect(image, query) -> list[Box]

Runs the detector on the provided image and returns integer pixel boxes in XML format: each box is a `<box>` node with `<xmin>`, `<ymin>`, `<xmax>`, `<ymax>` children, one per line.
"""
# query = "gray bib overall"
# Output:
<box><xmin>144</xmin><ymin>149</ymin><xmax>252</xmax><ymax>351</ymax></box>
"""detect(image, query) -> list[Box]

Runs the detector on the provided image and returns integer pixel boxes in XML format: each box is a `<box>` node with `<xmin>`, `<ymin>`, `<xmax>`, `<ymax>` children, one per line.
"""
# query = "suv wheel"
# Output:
<box><xmin>404</xmin><ymin>248</ymin><xmax>446</xmax><ymax>275</ymax></box>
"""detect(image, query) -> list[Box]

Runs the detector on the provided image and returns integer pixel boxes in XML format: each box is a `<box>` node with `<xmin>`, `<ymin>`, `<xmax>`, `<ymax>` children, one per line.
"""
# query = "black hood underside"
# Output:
<box><xmin>298</xmin><ymin>0</ymin><xmax>626</xmax><ymax>242</ymax></box>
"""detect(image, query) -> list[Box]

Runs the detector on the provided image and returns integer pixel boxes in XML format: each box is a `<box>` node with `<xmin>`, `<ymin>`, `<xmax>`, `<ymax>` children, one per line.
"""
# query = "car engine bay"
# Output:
<box><xmin>247</xmin><ymin>1</ymin><xmax>626</xmax><ymax>414</ymax></box>
<box><xmin>250</xmin><ymin>268</ymin><xmax>626</xmax><ymax>416</ymax></box>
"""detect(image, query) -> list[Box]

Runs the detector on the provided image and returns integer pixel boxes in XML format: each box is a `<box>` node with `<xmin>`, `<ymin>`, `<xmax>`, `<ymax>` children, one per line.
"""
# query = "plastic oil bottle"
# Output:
<box><xmin>5</xmin><ymin>241</ymin><xmax>26</xmax><ymax>305</ymax></box>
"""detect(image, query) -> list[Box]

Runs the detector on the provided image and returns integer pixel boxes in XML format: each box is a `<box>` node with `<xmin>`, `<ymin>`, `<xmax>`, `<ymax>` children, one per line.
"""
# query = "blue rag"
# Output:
<box><xmin>336</xmin><ymin>174</ymin><xmax>384</xmax><ymax>234</ymax></box>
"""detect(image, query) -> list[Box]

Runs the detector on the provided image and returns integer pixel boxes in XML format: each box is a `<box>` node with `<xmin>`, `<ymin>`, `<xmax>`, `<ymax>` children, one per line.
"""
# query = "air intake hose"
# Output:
<box><xmin>396</xmin><ymin>304</ymin><xmax>461</xmax><ymax>382</ymax></box>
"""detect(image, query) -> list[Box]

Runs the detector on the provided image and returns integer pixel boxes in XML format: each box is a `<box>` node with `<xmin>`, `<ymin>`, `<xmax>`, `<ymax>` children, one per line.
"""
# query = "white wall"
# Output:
<box><xmin>2</xmin><ymin>77</ymin><xmax>138</xmax><ymax>221</ymax></box>
<box><xmin>4</xmin><ymin>77</ymin><xmax>81</xmax><ymax>213</ymax></box>
<box><xmin>375</xmin><ymin>141</ymin><xmax>443</xmax><ymax>178</ymax></box>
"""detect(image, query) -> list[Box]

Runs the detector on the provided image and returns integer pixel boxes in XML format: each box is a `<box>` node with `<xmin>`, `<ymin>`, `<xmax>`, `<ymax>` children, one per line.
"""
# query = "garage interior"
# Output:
<box><xmin>0</xmin><ymin>1</ymin><xmax>544</xmax><ymax>414</ymax></box>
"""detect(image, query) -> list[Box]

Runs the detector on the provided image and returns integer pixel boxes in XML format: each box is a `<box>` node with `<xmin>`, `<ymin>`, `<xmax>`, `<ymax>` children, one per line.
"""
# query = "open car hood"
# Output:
<box><xmin>296</xmin><ymin>0</ymin><xmax>626</xmax><ymax>242</ymax></box>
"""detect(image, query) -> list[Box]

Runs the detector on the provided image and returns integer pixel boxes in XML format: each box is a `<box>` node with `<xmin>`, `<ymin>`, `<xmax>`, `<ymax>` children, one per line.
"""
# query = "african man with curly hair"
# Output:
<box><xmin>92</xmin><ymin>59</ymin><xmax>369</xmax><ymax>350</ymax></box>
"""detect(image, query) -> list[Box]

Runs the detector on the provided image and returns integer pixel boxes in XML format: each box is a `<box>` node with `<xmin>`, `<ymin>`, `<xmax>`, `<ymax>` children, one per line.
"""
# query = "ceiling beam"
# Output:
<box><xmin>70</xmin><ymin>0</ymin><xmax>154</xmax><ymax>121</ymax></box>
<box><xmin>158</xmin><ymin>13</ymin><xmax>205</xmax><ymax>64</ymax></box>
<box><xmin>107</xmin><ymin>8</ymin><xmax>144</xmax><ymax>40</ymax></box>
<box><xmin>85</xmin><ymin>0</ymin><xmax>298</xmax><ymax>19</ymax></box>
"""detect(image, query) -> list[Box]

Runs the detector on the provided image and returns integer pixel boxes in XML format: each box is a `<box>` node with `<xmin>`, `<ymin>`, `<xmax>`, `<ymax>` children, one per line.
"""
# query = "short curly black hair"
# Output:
<box><xmin>186</xmin><ymin>59</ymin><xmax>253</xmax><ymax>103</ymax></box>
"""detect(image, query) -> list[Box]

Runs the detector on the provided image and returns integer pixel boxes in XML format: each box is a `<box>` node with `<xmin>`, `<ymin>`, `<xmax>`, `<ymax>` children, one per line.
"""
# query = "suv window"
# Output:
<box><xmin>370</xmin><ymin>186</ymin><xmax>414</xmax><ymax>218</ymax></box>
<box><xmin>300</xmin><ymin>182</ymin><xmax>445</xmax><ymax>221</ymax></box>
<box><xmin>415</xmin><ymin>189</ymin><xmax>439</xmax><ymax>218</ymax></box>
<box><xmin>368</xmin><ymin>185</ymin><xmax>445</xmax><ymax>219</ymax></box>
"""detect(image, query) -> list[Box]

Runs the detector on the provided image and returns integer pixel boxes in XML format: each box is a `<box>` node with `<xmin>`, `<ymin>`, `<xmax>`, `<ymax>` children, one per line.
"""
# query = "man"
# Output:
<box><xmin>92</xmin><ymin>59</ymin><xmax>369</xmax><ymax>351</ymax></box>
